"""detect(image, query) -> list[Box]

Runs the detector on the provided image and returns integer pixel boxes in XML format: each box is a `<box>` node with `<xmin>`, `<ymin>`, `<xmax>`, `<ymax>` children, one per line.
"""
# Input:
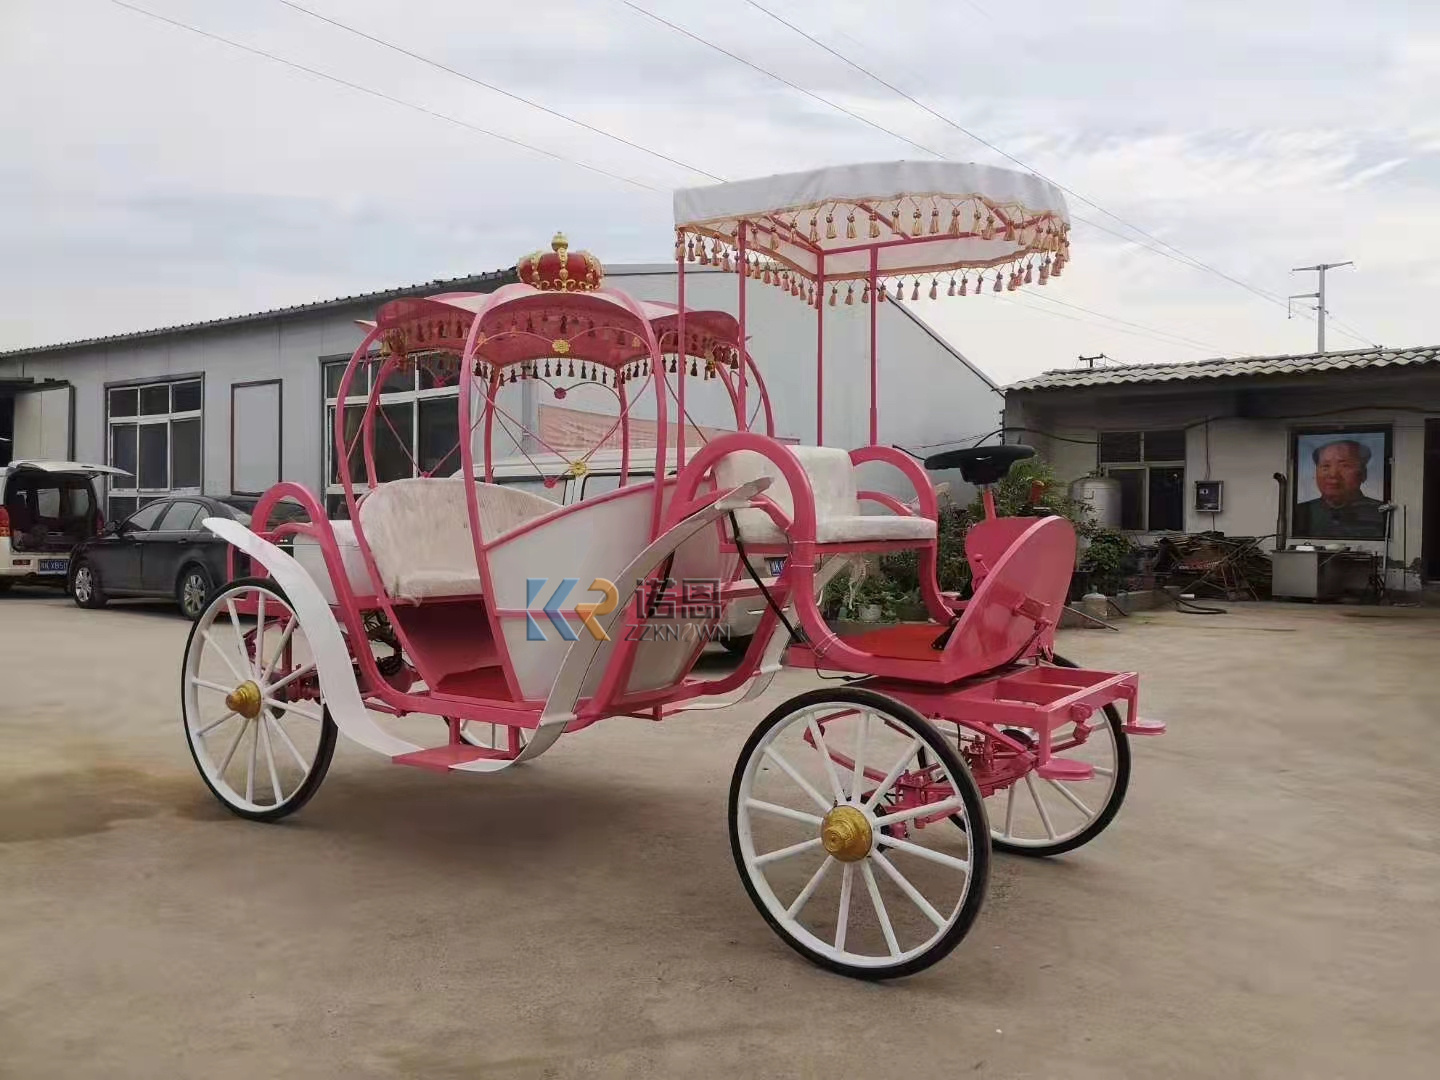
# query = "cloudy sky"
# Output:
<box><xmin>4</xmin><ymin>0</ymin><xmax>1438</xmax><ymax>383</ymax></box>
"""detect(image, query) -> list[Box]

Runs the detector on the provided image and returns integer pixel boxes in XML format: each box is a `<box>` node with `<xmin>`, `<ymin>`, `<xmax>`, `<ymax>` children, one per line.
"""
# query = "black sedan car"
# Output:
<box><xmin>69</xmin><ymin>494</ymin><xmax>308</xmax><ymax>618</ymax></box>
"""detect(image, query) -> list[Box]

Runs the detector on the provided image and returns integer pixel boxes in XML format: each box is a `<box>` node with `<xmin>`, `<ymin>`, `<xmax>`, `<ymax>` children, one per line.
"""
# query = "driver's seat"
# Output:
<box><xmin>924</xmin><ymin>444</ymin><xmax>1035</xmax><ymax>486</ymax></box>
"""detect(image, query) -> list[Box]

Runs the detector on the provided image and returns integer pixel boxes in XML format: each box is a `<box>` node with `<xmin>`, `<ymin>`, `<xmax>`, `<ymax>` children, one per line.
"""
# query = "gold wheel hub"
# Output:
<box><xmin>225</xmin><ymin>680</ymin><xmax>263</xmax><ymax>720</ymax></box>
<box><xmin>820</xmin><ymin>805</ymin><xmax>873</xmax><ymax>863</ymax></box>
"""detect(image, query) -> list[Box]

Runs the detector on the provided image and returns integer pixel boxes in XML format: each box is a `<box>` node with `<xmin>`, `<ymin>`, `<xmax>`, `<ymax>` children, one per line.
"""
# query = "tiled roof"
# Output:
<box><xmin>1006</xmin><ymin>345</ymin><xmax>1440</xmax><ymax>391</ymax></box>
<box><xmin>0</xmin><ymin>267</ymin><xmax>517</xmax><ymax>360</ymax></box>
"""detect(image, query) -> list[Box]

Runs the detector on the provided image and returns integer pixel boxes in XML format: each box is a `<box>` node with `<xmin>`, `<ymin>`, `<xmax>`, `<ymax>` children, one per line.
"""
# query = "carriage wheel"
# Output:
<box><xmin>729</xmin><ymin>687</ymin><xmax>990</xmax><ymax>980</ymax></box>
<box><xmin>181</xmin><ymin>578</ymin><xmax>337</xmax><ymax>822</ymax></box>
<box><xmin>982</xmin><ymin>653</ymin><xmax>1131</xmax><ymax>857</ymax></box>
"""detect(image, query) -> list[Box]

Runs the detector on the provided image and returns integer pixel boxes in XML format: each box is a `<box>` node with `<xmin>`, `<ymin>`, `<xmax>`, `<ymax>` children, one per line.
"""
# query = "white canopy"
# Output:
<box><xmin>674</xmin><ymin>160</ymin><xmax>1070</xmax><ymax>286</ymax></box>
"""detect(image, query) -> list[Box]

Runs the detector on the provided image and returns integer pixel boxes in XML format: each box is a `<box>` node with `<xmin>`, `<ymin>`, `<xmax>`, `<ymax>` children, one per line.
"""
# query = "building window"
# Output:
<box><xmin>1098</xmin><ymin>429</ymin><xmax>1185</xmax><ymax>532</ymax></box>
<box><xmin>106</xmin><ymin>378</ymin><xmax>203</xmax><ymax>520</ymax></box>
<box><xmin>321</xmin><ymin>357</ymin><xmax>459</xmax><ymax>519</ymax></box>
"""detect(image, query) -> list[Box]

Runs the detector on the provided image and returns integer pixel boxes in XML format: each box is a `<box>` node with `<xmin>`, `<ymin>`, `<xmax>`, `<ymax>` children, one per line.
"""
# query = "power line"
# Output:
<box><xmin>272</xmin><ymin>0</ymin><xmax>722</xmax><ymax>182</ymax></box>
<box><xmin>106</xmin><ymin>0</ymin><xmax>660</xmax><ymax>192</ymax></box>
<box><xmin>740</xmin><ymin>0</ymin><xmax>1302</xmax><ymax>311</ymax></box>
<box><xmin>1019</xmin><ymin>290</ymin><xmax>1229</xmax><ymax>353</ymax></box>
<box><xmin>620</xmin><ymin>1</ymin><xmax>943</xmax><ymax>159</ymax></box>
<box><xmin>978</xmin><ymin>291</ymin><xmax>1221</xmax><ymax>354</ymax></box>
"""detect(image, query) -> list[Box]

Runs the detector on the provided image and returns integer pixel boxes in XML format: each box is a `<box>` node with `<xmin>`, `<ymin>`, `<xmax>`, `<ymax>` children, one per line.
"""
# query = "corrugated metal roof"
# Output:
<box><xmin>1006</xmin><ymin>345</ymin><xmax>1440</xmax><ymax>391</ymax></box>
<box><xmin>0</xmin><ymin>267</ymin><xmax>517</xmax><ymax>360</ymax></box>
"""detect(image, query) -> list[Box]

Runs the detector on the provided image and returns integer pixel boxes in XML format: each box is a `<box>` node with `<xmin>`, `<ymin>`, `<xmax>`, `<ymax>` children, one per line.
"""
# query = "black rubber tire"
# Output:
<box><xmin>987</xmin><ymin>652</ymin><xmax>1132</xmax><ymax>857</ymax></box>
<box><xmin>175</xmin><ymin>562</ymin><xmax>213</xmax><ymax>621</ymax></box>
<box><xmin>721</xmin><ymin>633</ymin><xmax>754</xmax><ymax>657</ymax></box>
<box><xmin>728</xmin><ymin>685</ymin><xmax>991</xmax><ymax>981</ymax></box>
<box><xmin>180</xmin><ymin>578</ymin><xmax>338</xmax><ymax>823</ymax></box>
<box><xmin>71</xmin><ymin>560</ymin><xmax>108</xmax><ymax>609</ymax></box>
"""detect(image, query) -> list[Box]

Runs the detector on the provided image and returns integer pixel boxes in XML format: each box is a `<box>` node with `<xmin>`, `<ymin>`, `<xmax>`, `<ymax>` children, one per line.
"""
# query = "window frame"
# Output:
<box><xmin>320</xmin><ymin>355</ymin><xmax>459</xmax><ymax>518</ymax></box>
<box><xmin>105</xmin><ymin>376</ymin><xmax>204</xmax><ymax>519</ymax></box>
<box><xmin>1097</xmin><ymin>428</ymin><xmax>1187</xmax><ymax>532</ymax></box>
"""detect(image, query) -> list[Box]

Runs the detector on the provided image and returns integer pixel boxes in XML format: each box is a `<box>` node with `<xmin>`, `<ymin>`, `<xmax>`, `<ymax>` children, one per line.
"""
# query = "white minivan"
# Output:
<box><xmin>0</xmin><ymin>461</ymin><xmax>129</xmax><ymax>591</ymax></box>
<box><xmin>463</xmin><ymin>451</ymin><xmax>782</xmax><ymax>652</ymax></box>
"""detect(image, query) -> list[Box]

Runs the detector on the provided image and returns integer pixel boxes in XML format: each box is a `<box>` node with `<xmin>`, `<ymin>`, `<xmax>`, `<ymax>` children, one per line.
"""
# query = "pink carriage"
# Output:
<box><xmin>180</xmin><ymin>162</ymin><xmax>1163</xmax><ymax>979</ymax></box>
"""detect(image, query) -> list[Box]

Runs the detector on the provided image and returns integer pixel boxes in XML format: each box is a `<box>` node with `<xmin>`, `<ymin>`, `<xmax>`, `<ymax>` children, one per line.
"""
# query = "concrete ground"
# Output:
<box><xmin>1</xmin><ymin>591</ymin><xmax>1437</xmax><ymax>1079</ymax></box>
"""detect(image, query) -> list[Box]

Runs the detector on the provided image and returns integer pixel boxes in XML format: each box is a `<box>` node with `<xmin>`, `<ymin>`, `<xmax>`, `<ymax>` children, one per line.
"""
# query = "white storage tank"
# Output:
<box><xmin>1069</xmin><ymin>474</ymin><xmax>1122</xmax><ymax>530</ymax></box>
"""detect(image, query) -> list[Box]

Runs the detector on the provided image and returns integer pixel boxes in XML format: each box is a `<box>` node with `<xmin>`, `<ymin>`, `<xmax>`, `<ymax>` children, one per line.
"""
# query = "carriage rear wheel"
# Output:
<box><xmin>729</xmin><ymin>687</ymin><xmax>990</xmax><ymax>980</ymax></box>
<box><xmin>181</xmin><ymin>579</ymin><xmax>337</xmax><ymax>822</ymax></box>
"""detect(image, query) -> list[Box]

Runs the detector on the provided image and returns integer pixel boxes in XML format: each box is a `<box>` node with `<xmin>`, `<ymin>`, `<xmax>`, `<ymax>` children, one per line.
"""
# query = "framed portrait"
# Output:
<box><xmin>1193</xmin><ymin>480</ymin><xmax>1223</xmax><ymax>513</ymax></box>
<box><xmin>1290</xmin><ymin>427</ymin><xmax>1391</xmax><ymax>540</ymax></box>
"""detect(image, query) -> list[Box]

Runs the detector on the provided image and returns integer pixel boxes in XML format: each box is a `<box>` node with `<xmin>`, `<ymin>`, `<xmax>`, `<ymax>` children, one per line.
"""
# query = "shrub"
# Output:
<box><xmin>820</xmin><ymin>451</ymin><xmax>1107</xmax><ymax>619</ymax></box>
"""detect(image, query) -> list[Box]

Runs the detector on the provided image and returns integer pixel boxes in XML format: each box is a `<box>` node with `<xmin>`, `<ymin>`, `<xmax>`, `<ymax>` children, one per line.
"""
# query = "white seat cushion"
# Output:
<box><xmin>359</xmin><ymin>478</ymin><xmax>556</xmax><ymax>601</ymax></box>
<box><xmin>714</xmin><ymin>445</ymin><xmax>936</xmax><ymax>546</ymax></box>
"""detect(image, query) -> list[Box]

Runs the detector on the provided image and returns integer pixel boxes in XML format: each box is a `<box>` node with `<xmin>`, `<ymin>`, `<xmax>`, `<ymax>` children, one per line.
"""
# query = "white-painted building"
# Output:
<box><xmin>1004</xmin><ymin>347</ymin><xmax>1440</xmax><ymax>589</ymax></box>
<box><xmin>0</xmin><ymin>263</ymin><xmax>1002</xmax><ymax>520</ymax></box>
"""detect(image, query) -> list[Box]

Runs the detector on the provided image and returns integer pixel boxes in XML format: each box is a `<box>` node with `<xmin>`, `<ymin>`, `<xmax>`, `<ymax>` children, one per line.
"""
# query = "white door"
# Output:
<box><xmin>231</xmin><ymin>381</ymin><xmax>282</xmax><ymax>494</ymax></box>
<box><xmin>12</xmin><ymin>384</ymin><xmax>72</xmax><ymax>460</ymax></box>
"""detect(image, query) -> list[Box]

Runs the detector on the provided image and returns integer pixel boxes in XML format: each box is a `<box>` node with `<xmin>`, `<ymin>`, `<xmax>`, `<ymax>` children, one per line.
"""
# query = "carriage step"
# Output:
<box><xmin>392</xmin><ymin>745</ymin><xmax>509</xmax><ymax>773</ymax></box>
<box><xmin>1124</xmin><ymin>717</ymin><xmax>1167</xmax><ymax>736</ymax></box>
<box><xmin>1035</xmin><ymin>758</ymin><xmax>1094</xmax><ymax>781</ymax></box>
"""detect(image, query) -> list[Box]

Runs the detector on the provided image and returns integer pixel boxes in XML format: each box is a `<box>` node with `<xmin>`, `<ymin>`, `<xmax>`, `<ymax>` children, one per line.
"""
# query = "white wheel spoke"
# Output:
<box><xmin>865</xmin><ymin>736</ymin><xmax>921</xmax><ymax>807</ymax></box>
<box><xmin>260</xmin><ymin>616</ymin><xmax>296</xmax><ymax>684</ymax></box>
<box><xmin>806</xmin><ymin>718</ymin><xmax>847</xmax><ymax>803</ymax></box>
<box><xmin>259</xmin><ymin>708</ymin><xmax>283</xmax><ymax>805</ymax></box>
<box><xmin>267</xmin><ymin>661</ymin><xmax>316</xmax><ymax>695</ymax></box>
<box><xmin>745</xmin><ymin>798</ymin><xmax>823</xmax><ymax>828</ymax></box>
<box><xmin>254</xmin><ymin>592</ymin><xmax>266</xmax><ymax>665</ymax></box>
<box><xmin>1026</xmin><ymin>773</ymin><xmax>1057</xmax><ymax>839</ymax></box>
<box><xmin>754</xmin><ymin>836</ymin><xmax>824</xmax><ymax>867</ymax></box>
<box><xmin>877</xmin><ymin>833</ymin><xmax>972</xmax><ymax>874</ymax></box>
<box><xmin>203</xmin><ymin>630</ymin><xmax>250</xmax><ymax>686</ymax></box>
<box><xmin>225</xmin><ymin>598</ymin><xmax>254</xmax><ymax>676</ymax></box>
<box><xmin>762</xmin><ymin>747</ymin><xmax>832</xmax><ymax>813</ymax></box>
<box><xmin>191</xmin><ymin>677</ymin><xmax>234</xmax><ymax>696</ymax></box>
<box><xmin>834</xmin><ymin>863</ymin><xmax>854</xmax><ymax>951</ymax></box>
<box><xmin>264</xmin><ymin>697</ymin><xmax>323</xmax><ymax>723</ymax></box>
<box><xmin>217</xmin><ymin>718</ymin><xmax>250</xmax><ymax>776</ymax></box>
<box><xmin>850</xmin><ymin>712</ymin><xmax>869</xmax><ymax>801</ymax></box>
<box><xmin>872</xmin><ymin>850</ymin><xmax>947</xmax><ymax>929</ymax></box>
<box><xmin>861</xmin><ymin>862</ymin><xmax>901</xmax><ymax>958</ymax></box>
<box><xmin>785</xmin><ymin>856</ymin><xmax>834</xmax><ymax>918</ymax></box>
<box><xmin>266</xmin><ymin>713</ymin><xmax>311</xmax><ymax>772</ymax></box>
<box><xmin>1092</xmin><ymin>765</ymin><xmax>1114</xmax><ymax>778</ymax></box>
<box><xmin>1046</xmin><ymin>778</ymin><xmax>1095</xmax><ymax>819</ymax></box>
<box><xmin>1003</xmin><ymin>783</ymin><xmax>1016</xmax><ymax>839</ymax></box>
<box><xmin>872</xmin><ymin>796</ymin><xmax>964</xmax><ymax>830</ymax></box>
<box><xmin>195</xmin><ymin>710</ymin><xmax>238</xmax><ymax>738</ymax></box>
<box><xmin>245</xmin><ymin>718</ymin><xmax>258</xmax><ymax>802</ymax></box>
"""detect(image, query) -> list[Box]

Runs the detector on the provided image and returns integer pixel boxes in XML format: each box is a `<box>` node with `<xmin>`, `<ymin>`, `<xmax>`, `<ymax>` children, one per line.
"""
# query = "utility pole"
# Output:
<box><xmin>1078</xmin><ymin>353</ymin><xmax>1109</xmax><ymax>369</ymax></box>
<box><xmin>1290</xmin><ymin>261</ymin><xmax>1353</xmax><ymax>353</ymax></box>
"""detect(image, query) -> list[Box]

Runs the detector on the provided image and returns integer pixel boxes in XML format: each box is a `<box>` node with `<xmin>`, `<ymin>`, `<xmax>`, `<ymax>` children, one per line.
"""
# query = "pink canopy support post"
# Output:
<box><xmin>677</xmin><ymin>254</ymin><xmax>687</xmax><ymax>470</ymax></box>
<box><xmin>737</xmin><ymin>222</ymin><xmax>747</xmax><ymax>432</ymax></box>
<box><xmin>868</xmin><ymin>246</ymin><xmax>879</xmax><ymax>446</ymax></box>
<box><xmin>816</xmin><ymin>255</ymin><xmax>825</xmax><ymax>444</ymax></box>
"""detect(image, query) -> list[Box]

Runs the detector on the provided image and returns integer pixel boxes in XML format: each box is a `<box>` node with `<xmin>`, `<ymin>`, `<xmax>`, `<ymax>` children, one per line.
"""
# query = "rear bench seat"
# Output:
<box><xmin>357</xmin><ymin>478</ymin><xmax>557</xmax><ymax>601</ymax></box>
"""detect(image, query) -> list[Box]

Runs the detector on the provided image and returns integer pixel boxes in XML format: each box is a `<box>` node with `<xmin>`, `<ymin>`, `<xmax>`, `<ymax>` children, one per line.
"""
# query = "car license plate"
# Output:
<box><xmin>767</xmin><ymin>557</ymin><xmax>786</xmax><ymax>577</ymax></box>
<box><xmin>39</xmin><ymin>559</ymin><xmax>68</xmax><ymax>574</ymax></box>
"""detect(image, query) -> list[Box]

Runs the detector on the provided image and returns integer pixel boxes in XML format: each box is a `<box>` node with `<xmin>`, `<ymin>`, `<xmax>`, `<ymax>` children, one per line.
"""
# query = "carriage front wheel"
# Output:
<box><xmin>180</xmin><ymin>578</ymin><xmax>337</xmax><ymax>822</ymax></box>
<box><xmin>729</xmin><ymin>687</ymin><xmax>990</xmax><ymax>980</ymax></box>
<box><xmin>984</xmin><ymin>653</ymin><xmax>1132</xmax><ymax>857</ymax></box>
